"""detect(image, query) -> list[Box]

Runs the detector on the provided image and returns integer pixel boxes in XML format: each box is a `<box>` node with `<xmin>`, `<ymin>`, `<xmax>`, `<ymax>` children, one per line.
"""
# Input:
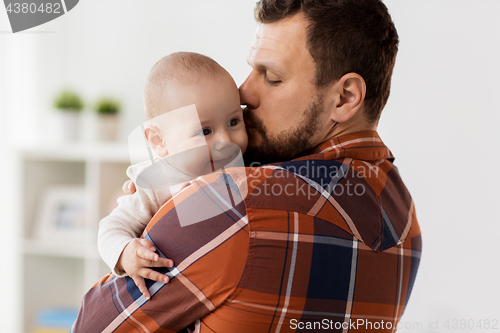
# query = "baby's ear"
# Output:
<box><xmin>144</xmin><ymin>125</ymin><xmax>168</xmax><ymax>156</ymax></box>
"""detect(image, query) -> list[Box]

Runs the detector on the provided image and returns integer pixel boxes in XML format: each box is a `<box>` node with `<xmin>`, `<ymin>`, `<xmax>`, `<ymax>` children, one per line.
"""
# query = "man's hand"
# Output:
<box><xmin>122</xmin><ymin>180</ymin><xmax>137</xmax><ymax>195</ymax></box>
<box><xmin>116</xmin><ymin>238</ymin><xmax>174</xmax><ymax>300</ymax></box>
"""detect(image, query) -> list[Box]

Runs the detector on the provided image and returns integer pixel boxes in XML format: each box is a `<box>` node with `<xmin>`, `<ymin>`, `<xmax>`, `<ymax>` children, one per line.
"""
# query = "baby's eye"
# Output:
<box><xmin>228</xmin><ymin>118</ymin><xmax>239</xmax><ymax>127</ymax></box>
<box><xmin>197</xmin><ymin>128</ymin><xmax>212</xmax><ymax>136</ymax></box>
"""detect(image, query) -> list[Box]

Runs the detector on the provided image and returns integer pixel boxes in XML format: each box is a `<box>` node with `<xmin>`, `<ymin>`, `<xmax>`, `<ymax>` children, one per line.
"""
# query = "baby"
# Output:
<box><xmin>98</xmin><ymin>52</ymin><xmax>248</xmax><ymax>300</ymax></box>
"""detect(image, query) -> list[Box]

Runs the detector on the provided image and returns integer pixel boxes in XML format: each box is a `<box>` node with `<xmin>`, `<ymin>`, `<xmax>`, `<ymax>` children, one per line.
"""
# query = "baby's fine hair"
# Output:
<box><xmin>144</xmin><ymin>52</ymin><xmax>226</xmax><ymax>120</ymax></box>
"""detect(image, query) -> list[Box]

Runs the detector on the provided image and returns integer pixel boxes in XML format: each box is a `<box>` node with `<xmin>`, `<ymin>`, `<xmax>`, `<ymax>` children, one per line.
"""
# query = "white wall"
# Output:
<box><xmin>1</xmin><ymin>1</ymin><xmax>499</xmax><ymax>332</ymax></box>
<box><xmin>1</xmin><ymin>0</ymin><xmax>257</xmax><ymax>142</ymax></box>
<box><xmin>380</xmin><ymin>1</ymin><xmax>500</xmax><ymax>331</ymax></box>
<box><xmin>0</xmin><ymin>11</ymin><xmax>24</xmax><ymax>333</ymax></box>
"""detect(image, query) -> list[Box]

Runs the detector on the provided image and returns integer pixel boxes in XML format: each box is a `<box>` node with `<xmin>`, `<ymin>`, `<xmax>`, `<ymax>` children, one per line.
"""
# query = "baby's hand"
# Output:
<box><xmin>116</xmin><ymin>238</ymin><xmax>174</xmax><ymax>300</ymax></box>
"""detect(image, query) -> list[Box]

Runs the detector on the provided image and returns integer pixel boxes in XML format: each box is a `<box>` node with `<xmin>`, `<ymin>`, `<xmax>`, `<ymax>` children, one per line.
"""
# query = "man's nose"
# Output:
<box><xmin>239</xmin><ymin>71</ymin><xmax>259</xmax><ymax>110</ymax></box>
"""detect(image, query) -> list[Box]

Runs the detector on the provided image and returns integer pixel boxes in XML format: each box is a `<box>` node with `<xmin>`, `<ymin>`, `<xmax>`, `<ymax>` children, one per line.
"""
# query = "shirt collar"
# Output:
<box><xmin>298</xmin><ymin>130</ymin><xmax>394</xmax><ymax>162</ymax></box>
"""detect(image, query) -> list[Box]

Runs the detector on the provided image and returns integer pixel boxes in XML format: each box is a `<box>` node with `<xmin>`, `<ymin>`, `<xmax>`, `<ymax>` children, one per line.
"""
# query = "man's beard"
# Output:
<box><xmin>243</xmin><ymin>94</ymin><xmax>324</xmax><ymax>166</ymax></box>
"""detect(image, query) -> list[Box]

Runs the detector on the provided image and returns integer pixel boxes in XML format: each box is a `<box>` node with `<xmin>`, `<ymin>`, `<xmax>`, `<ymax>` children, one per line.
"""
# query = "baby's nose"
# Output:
<box><xmin>213</xmin><ymin>141</ymin><xmax>232</xmax><ymax>151</ymax></box>
<box><xmin>214</xmin><ymin>131</ymin><xmax>231</xmax><ymax>144</ymax></box>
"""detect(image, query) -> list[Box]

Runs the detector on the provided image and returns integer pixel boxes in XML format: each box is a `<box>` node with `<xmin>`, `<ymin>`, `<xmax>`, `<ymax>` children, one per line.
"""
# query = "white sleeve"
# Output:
<box><xmin>97</xmin><ymin>163</ymin><xmax>171</xmax><ymax>276</ymax></box>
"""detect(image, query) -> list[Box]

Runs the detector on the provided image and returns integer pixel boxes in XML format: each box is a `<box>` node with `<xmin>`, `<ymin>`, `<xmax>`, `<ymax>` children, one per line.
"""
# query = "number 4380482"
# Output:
<box><xmin>444</xmin><ymin>319</ymin><xmax>499</xmax><ymax>330</ymax></box>
<box><xmin>6</xmin><ymin>2</ymin><xmax>61</xmax><ymax>14</ymax></box>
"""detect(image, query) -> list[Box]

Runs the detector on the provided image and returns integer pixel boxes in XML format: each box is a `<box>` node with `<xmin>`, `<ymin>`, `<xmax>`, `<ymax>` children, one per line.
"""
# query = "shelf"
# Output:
<box><xmin>15</xmin><ymin>142</ymin><xmax>133</xmax><ymax>162</ymax></box>
<box><xmin>17</xmin><ymin>143</ymin><xmax>132</xmax><ymax>333</ymax></box>
<box><xmin>23</xmin><ymin>239</ymin><xmax>100</xmax><ymax>260</ymax></box>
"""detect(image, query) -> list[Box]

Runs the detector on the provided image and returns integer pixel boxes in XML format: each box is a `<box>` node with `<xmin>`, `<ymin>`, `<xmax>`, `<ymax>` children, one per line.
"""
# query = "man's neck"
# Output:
<box><xmin>321</xmin><ymin>113</ymin><xmax>378</xmax><ymax>144</ymax></box>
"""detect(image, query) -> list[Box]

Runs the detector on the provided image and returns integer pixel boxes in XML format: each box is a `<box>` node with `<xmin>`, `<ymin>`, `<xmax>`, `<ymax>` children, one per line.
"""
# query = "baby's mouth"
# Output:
<box><xmin>211</xmin><ymin>150</ymin><xmax>240</xmax><ymax>169</ymax></box>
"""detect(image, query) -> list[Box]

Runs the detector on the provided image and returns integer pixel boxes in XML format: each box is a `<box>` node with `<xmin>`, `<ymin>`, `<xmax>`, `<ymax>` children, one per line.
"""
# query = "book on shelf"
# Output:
<box><xmin>34</xmin><ymin>308</ymin><xmax>78</xmax><ymax>333</ymax></box>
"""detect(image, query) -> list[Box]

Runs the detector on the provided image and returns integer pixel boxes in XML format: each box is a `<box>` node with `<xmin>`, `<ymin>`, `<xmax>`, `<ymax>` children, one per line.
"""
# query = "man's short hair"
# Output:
<box><xmin>255</xmin><ymin>0</ymin><xmax>399</xmax><ymax>123</ymax></box>
<box><xmin>144</xmin><ymin>52</ymin><xmax>224</xmax><ymax>120</ymax></box>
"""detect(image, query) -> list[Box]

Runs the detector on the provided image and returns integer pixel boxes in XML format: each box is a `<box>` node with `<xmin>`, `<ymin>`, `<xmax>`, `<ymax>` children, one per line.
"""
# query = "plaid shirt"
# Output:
<box><xmin>72</xmin><ymin>130</ymin><xmax>421</xmax><ymax>333</ymax></box>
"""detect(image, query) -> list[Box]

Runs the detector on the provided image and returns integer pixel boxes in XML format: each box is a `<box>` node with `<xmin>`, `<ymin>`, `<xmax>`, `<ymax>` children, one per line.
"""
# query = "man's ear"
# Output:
<box><xmin>144</xmin><ymin>125</ymin><xmax>168</xmax><ymax>156</ymax></box>
<box><xmin>324</xmin><ymin>73</ymin><xmax>366</xmax><ymax>123</ymax></box>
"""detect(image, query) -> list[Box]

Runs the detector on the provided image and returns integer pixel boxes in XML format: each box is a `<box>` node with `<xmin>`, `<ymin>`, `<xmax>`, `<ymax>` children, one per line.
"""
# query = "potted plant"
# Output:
<box><xmin>95</xmin><ymin>98</ymin><xmax>121</xmax><ymax>141</ymax></box>
<box><xmin>53</xmin><ymin>90</ymin><xmax>84</xmax><ymax>142</ymax></box>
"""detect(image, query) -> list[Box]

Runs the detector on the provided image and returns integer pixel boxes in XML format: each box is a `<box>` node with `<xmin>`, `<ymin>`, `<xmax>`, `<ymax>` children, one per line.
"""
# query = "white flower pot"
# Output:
<box><xmin>97</xmin><ymin>114</ymin><xmax>120</xmax><ymax>141</ymax></box>
<box><xmin>55</xmin><ymin>110</ymin><xmax>81</xmax><ymax>142</ymax></box>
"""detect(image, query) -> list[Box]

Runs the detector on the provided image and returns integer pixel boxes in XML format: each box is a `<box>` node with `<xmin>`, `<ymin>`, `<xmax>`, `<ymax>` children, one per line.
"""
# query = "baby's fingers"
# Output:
<box><xmin>154</xmin><ymin>257</ymin><xmax>174</xmax><ymax>268</ymax></box>
<box><xmin>138</xmin><ymin>267</ymin><xmax>170</xmax><ymax>284</ymax></box>
<box><xmin>139</xmin><ymin>238</ymin><xmax>156</xmax><ymax>252</ymax></box>
<box><xmin>132</xmin><ymin>276</ymin><xmax>151</xmax><ymax>300</ymax></box>
<box><xmin>136</xmin><ymin>245</ymin><xmax>159</xmax><ymax>262</ymax></box>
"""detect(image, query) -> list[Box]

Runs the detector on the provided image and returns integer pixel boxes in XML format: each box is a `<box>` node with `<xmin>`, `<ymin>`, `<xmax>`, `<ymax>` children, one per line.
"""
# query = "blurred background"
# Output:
<box><xmin>1</xmin><ymin>0</ymin><xmax>499</xmax><ymax>332</ymax></box>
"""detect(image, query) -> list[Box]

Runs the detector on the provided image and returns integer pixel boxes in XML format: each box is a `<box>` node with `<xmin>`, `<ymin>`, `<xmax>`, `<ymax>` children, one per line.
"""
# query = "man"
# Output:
<box><xmin>72</xmin><ymin>0</ymin><xmax>421</xmax><ymax>332</ymax></box>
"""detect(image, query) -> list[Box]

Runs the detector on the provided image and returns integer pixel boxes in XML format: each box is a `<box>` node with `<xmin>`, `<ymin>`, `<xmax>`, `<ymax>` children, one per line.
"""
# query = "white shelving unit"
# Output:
<box><xmin>17</xmin><ymin>142</ymin><xmax>132</xmax><ymax>333</ymax></box>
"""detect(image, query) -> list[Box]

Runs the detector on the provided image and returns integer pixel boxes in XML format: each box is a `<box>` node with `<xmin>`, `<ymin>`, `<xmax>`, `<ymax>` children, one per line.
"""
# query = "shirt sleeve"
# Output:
<box><xmin>73</xmin><ymin>169</ymin><xmax>249</xmax><ymax>333</ymax></box>
<box><xmin>97</xmin><ymin>163</ymin><xmax>171</xmax><ymax>276</ymax></box>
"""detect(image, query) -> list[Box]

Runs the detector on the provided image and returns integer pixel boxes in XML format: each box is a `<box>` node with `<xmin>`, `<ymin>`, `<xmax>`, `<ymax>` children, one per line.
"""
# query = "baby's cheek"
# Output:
<box><xmin>238</xmin><ymin>130</ymin><xmax>249</xmax><ymax>154</ymax></box>
<box><xmin>183</xmin><ymin>153</ymin><xmax>213</xmax><ymax>176</ymax></box>
<box><xmin>186</xmin><ymin>136</ymin><xmax>207</xmax><ymax>150</ymax></box>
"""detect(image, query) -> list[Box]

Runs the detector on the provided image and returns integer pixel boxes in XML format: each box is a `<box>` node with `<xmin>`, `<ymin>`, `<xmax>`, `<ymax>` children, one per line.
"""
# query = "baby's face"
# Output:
<box><xmin>154</xmin><ymin>72</ymin><xmax>247</xmax><ymax>176</ymax></box>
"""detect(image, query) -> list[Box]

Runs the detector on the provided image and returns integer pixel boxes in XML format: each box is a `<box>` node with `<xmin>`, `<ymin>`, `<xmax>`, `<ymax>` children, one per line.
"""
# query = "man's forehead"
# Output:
<box><xmin>248</xmin><ymin>17</ymin><xmax>309</xmax><ymax>65</ymax></box>
<box><xmin>253</xmin><ymin>23</ymin><xmax>290</xmax><ymax>49</ymax></box>
<box><xmin>250</xmin><ymin>22</ymin><xmax>294</xmax><ymax>54</ymax></box>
